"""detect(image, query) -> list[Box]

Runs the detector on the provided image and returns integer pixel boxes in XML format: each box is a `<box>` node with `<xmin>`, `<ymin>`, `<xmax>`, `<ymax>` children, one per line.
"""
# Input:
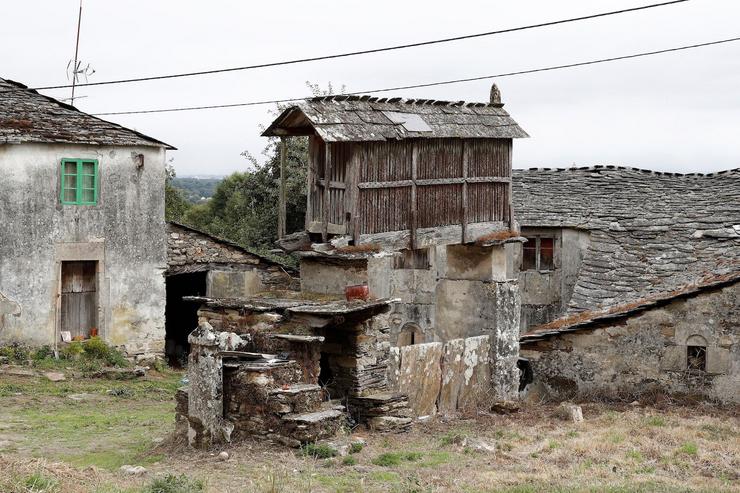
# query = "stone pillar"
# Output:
<box><xmin>186</xmin><ymin>321</ymin><xmax>242</xmax><ymax>448</ymax></box>
<box><xmin>488</xmin><ymin>281</ymin><xmax>521</xmax><ymax>401</ymax></box>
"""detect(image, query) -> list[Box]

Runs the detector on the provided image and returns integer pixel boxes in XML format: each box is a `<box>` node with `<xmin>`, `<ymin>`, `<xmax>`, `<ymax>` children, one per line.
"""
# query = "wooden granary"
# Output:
<box><xmin>264</xmin><ymin>85</ymin><xmax>528</xmax><ymax>249</ymax></box>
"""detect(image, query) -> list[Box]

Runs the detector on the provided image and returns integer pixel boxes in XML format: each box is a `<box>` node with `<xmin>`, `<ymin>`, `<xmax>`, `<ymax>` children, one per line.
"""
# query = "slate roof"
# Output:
<box><xmin>0</xmin><ymin>78</ymin><xmax>174</xmax><ymax>149</ymax></box>
<box><xmin>512</xmin><ymin>165</ymin><xmax>740</xmax><ymax>330</ymax></box>
<box><xmin>263</xmin><ymin>95</ymin><xmax>529</xmax><ymax>142</ymax></box>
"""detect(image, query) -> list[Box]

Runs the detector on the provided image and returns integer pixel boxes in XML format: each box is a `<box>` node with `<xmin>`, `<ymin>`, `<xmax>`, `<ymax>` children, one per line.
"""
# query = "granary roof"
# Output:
<box><xmin>0</xmin><ymin>78</ymin><xmax>174</xmax><ymax>149</ymax></box>
<box><xmin>512</xmin><ymin>165</ymin><xmax>740</xmax><ymax>334</ymax></box>
<box><xmin>262</xmin><ymin>95</ymin><xmax>529</xmax><ymax>142</ymax></box>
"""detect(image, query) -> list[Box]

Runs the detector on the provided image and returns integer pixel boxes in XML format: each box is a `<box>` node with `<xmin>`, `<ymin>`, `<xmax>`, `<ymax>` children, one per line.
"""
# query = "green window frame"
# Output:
<box><xmin>60</xmin><ymin>158</ymin><xmax>98</xmax><ymax>205</ymax></box>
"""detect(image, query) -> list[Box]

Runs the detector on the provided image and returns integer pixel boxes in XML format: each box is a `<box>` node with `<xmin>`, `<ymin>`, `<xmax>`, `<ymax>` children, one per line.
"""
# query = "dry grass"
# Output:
<box><xmin>474</xmin><ymin>230</ymin><xmax>520</xmax><ymax>245</ymax></box>
<box><xmin>2</xmin><ymin>389</ymin><xmax>736</xmax><ymax>492</ymax></box>
<box><xmin>335</xmin><ymin>243</ymin><xmax>381</xmax><ymax>254</ymax></box>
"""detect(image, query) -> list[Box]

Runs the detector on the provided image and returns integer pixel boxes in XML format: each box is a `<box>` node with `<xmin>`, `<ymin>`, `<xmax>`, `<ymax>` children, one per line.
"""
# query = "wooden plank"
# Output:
<box><xmin>462</xmin><ymin>140</ymin><xmax>469</xmax><ymax>243</ymax></box>
<box><xmin>344</xmin><ymin>143</ymin><xmax>361</xmax><ymax>244</ymax></box>
<box><xmin>317</xmin><ymin>179</ymin><xmax>346</xmax><ymax>189</ymax></box>
<box><xmin>410</xmin><ymin>142</ymin><xmax>418</xmax><ymax>250</ymax></box>
<box><xmin>322</xmin><ymin>143</ymin><xmax>332</xmax><ymax>242</ymax></box>
<box><xmin>357</xmin><ymin>176</ymin><xmax>509</xmax><ymax>189</ymax></box>
<box><xmin>278</xmin><ymin>137</ymin><xmax>287</xmax><ymax>238</ymax></box>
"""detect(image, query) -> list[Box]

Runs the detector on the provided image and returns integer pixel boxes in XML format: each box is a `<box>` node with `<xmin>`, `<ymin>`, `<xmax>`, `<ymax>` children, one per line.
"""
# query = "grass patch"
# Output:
<box><xmin>645</xmin><ymin>416</ymin><xmax>667</xmax><ymax>427</ymax></box>
<box><xmin>625</xmin><ymin>449</ymin><xmax>644</xmax><ymax>462</ymax></box>
<box><xmin>300</xmin><ymin>443</ymin><xmax>338</xmax><ymax>459</ymax></box>
<box><xmin>24</xmin><ymin>472</ymin><xmax>60</xmax><ymax>492</ymax></box>
<box><xmin>349</xmin><ymin>442</ymin><xmax>364</xmax><ymax>454</ymax></box>
<box><xmin>372</xmin><ymin>451</ymin><xmax>423</xmax><ymax>467</ymax></box>
<box><xmin>439</xmin><ymin>431</ymin><xmax>467</xmax><ymax>446</ymax></box>
<box><xmin>342</xmin><ymin>455</ymin><xmax>358</xmax><ymax>466</ymax></box>
<box><xmin>677</xmin><ymin>442</ymin><xmax>698</xmax><ymax>456</ymax></box>
<box><xmin>143</xmin><ymin>474</ymin><xmax>204</xmax><ymax>493</ymax></box>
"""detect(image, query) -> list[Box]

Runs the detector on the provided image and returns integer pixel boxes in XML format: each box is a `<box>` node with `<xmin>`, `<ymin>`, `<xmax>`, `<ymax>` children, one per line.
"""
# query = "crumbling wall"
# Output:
<box><xmin>521</xmin><ymin>282</ymin><xmax>739</xmax><ymax>403</ymax></box>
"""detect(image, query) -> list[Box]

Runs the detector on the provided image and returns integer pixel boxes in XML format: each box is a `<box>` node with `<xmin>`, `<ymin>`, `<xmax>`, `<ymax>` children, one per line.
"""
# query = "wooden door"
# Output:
<box><xmin>60</xmin><ymin>261</ymin><xmax>97</xmax><ymax>338</ymax></box>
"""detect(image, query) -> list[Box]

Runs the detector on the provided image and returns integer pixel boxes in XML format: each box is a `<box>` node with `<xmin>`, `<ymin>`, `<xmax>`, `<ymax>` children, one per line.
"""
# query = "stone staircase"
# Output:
<box><xmin>223</xmin><ymin>360</ymin><xmax>345</xmax><ymax>447</ymax></box>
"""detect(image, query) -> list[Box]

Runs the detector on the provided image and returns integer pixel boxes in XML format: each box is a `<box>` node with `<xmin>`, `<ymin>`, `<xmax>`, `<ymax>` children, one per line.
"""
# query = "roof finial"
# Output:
<box><xmin>490</xmin><ymin>83</ymin><xmax>502</xmax><ymax>105</ymax></box>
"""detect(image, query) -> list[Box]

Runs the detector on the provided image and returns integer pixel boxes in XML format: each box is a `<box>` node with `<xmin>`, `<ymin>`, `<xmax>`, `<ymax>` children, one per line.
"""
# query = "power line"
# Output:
<box><xmin>92</xmin><ymin>36</ymin><xmax>740</xmax><ymax>116</ymax></box>
<box><xmin>27</xmin><ymin>0</ymin><xmax>688</xmax><ymax>92</ymax></box>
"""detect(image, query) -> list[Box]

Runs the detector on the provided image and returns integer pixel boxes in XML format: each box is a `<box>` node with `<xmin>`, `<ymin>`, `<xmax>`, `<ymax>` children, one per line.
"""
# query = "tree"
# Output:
<box><xmin>164</xmin><ymin>161</ymin><xmax>191</xmax><ymax>222</ymax></box>
<box><xmin>181</xmin><ymin>83</ymin><xmax>340</xmax><ymax>254</ymax></box>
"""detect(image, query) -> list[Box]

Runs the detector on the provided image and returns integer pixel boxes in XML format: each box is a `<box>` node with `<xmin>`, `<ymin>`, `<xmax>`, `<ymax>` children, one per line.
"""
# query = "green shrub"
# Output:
<box><xmin>0</xmin><ymin>343</ymin><xmax>31</xmax><ymax>363</ymax></box>
<box><xmin>31</xmin><ymin>346</ymin><xmax>54</xmax><ymax>361</ymax></box>
<box><xmin>61</xmin><ymin>341</ymin><xmax>85</xmax><ymax>360</ymax></box>
<box><xmin>301</xmin><ymin>443</ymin><xmax>338</xmax><ymax>459</ymax></box>
<box><xmin>349</xmin><ymin>442</ymin><xmax>364</xmax><ymax>454</ymax></box>
<box><xmin>145</xmin><ymin>474</ymin><xmax>204</xmax><ymax>493</ymax></box>
<box><xmin>342</xmin><ymin>456</ymin><xmax>358</xmax><ymax>466</ymax></box>
<box><xmin>372</xmin><ymin>451</ymin><xmax>422</xmax><ymax>467</ymax></box>
<box><xmin>83</xmin><ymin>337</ymin><xmax>128</xmax><ymax>367</ymax></box>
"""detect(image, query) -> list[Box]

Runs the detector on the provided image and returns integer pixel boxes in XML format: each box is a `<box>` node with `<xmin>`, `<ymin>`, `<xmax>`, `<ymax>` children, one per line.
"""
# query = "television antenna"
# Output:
<box><xmin>67</xmin><ymin>0</ymin><xmax>95</xmax><ymax>106</ymax></box>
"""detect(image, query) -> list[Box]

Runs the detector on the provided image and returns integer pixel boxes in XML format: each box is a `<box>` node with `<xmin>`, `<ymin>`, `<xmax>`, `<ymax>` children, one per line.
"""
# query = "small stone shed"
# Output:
<box><xmin>512</xmin><ymin>166</ymin><xmax>740</xmax><ymax>402</ymax></box>
<box><xmin>165</xmin><ymin>222</ymin><xmax>297</xmax><ymax>363</ymax></box>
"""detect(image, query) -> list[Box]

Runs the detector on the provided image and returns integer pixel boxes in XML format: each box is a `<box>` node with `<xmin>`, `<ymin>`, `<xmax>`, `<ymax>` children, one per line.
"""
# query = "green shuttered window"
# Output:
<box><xmin>60</xmin><ymin>159</ymin><xmax>98</xmax><ymax>205</ymax></box>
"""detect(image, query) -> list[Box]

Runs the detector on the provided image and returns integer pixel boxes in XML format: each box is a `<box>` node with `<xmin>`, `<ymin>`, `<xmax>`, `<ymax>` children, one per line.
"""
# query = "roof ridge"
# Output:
<box><xmin>308</xmin><ymin>94</ymin><xmax>503</xmax><ymax>108</ymax></box>
<box><xmin>514</xmin><ymin>165</ymin><xmax>740</xmax><ymax>176</ymax></box>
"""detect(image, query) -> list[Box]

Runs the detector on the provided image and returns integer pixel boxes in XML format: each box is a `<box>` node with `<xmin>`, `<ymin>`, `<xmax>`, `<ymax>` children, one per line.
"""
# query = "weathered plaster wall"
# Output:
<box><xmin>509</xmin><ymin>227</ymin><xmax>590</xmax><ymax>331</ymax></box>
<box><xmin>520</xmin><ymin>282</ymin><xmax>740</xmax><ymax>403</ymax></box>
<box><xmin>0</xmin><ymin>143</ymin><xmax>167</xmax><ymax>357</ymax></box>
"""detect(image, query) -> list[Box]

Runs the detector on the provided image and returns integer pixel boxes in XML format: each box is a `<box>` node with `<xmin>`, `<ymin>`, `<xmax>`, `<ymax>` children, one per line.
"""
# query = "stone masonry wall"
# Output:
<box><xmin>520</xmin><ymin>282</ymin><xmax>740</xmax><ymax>403</ymax></box>
<box><xmin>167</xmin><ymin>222</ymin><xmax>295</xmax><ymax>291</ymax></box>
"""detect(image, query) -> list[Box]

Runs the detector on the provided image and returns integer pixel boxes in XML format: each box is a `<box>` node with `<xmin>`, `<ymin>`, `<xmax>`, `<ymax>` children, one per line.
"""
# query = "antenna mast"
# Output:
<box><xmin>70</xmin><ymin>0</ymin><xmax>83</xmax><ymax>106</ymax></box>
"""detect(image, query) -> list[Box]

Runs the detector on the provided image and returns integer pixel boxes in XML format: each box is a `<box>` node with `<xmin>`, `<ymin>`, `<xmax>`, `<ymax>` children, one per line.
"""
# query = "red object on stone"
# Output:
<box><xmin>345</xmin><ymin>284</ymin><xmax>369</xmax><ymax>301</ymax></box>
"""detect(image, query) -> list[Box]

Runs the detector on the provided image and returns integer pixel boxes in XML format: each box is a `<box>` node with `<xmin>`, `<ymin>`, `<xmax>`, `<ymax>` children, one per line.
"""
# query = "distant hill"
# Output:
<box><xmin>171</xmin><ymin>177</ymin><xmax>223</xmax><ymax>204</ymax></box>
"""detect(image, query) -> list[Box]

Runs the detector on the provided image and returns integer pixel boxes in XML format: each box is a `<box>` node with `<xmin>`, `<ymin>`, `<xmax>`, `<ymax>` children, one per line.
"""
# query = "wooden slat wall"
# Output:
<box><xmin>308</xmin><ymin>138</ymin><xmax>512</xmax><ymax>237</ymax></box>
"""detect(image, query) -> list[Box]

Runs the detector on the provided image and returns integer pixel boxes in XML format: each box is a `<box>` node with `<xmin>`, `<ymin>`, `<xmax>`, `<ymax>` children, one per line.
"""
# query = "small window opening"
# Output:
<box><xmin>521</xmin><ymin>236</ymin><xmax>555</xmax><ymax>272</ymax></box>
<box><xmin>687</xmin><ymin>345</ymin><xmax>706</xmax><ymax>371</ymax></box>
<box><xmin>397</xmin><ymin>323</ymin><xmax>424</xmax><ymax>347</ymax></box>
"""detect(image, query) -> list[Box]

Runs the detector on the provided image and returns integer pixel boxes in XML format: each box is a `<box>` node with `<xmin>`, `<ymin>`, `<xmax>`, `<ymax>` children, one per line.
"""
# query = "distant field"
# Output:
<box><xmin>0</xmin><ymin>368</ymin><xmax>738</xmax><ymax>493</ymax></box>
<box><xmin>171</xmin><ymin>177</ymin><xmax>222</xmax><ymax>204</ymax></box>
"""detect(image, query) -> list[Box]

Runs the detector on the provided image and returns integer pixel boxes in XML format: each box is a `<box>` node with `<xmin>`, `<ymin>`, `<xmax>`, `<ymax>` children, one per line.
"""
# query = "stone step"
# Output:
<box><xmin>266</xmin><ymin>384</ymin><xmax>325</xmax><ymax>415</ymax></box>
<box><xmin>268</xmin><ymin>383</ymin><xmax>322</xmax><ymax>396</ymax></box>
<box><xmin>280</xmin><ymin>408</ymin><xmax>346</xmax><ymax>443</ymax></box>
<box><xmin>282</xmin><ymin>408</ymin><xmax>343</xmax><ymax>424</ymax></box>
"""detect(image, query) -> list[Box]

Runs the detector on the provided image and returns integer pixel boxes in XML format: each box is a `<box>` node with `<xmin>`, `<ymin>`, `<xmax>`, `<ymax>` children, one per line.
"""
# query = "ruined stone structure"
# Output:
<box><xmin>177</xmin><ymin>87</ymin><xmax>529</xmax><ymax>447</ymax></box>
<box><xmin>164</xmin><ymin>222</ymin><xmax>297</xmax><ymax>363</ymax></box>
<box><xmin>513</xmin><ymin>166</ymin><xmax>740</xmax><ymax>402</ymax></box>
<box><xmin>0</xmin><ymin>77</ymin><xmax>173</xmax><ymax>360</ymax></box>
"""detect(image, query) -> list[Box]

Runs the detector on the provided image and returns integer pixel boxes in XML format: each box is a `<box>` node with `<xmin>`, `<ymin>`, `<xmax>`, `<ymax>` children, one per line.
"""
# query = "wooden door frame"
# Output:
<box><xmin>53</xmin><ymin>242</ymin><xmax>106</xmax><ymax>350</ymax></box>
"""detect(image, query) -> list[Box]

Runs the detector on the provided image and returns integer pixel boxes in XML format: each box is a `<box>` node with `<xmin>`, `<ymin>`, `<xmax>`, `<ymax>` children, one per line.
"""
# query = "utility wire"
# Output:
<box><xmin>92</xmin><ymin>36</ymin><xmax>740</xmax><ymax>116</ymax></box>
<box><xmin>26</xmin><ymin>0</ymin><xmax>687</xmax><ymax>92</ymax></box>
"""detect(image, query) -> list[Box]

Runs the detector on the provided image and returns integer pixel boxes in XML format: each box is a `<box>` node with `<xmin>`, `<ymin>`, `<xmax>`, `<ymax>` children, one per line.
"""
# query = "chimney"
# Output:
<box><xmin>489</xmin><ymin>83</ymin><xmax>502</xmax><ymax>105</ymax></box>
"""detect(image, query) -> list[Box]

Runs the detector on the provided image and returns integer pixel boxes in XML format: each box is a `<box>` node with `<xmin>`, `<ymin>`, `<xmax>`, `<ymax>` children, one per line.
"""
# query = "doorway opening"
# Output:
<box><xmin>165</xmin><ymin>271</ymin><xmax>207</xmax><ymax>367</ymax></box>
<box><xmin>60</xmin><ymin>261</ymin><xmax>98</xmax><ymax>339</ymax></box>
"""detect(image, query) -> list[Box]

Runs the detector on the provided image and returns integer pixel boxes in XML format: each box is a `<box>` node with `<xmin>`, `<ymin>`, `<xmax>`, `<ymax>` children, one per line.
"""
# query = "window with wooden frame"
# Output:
<box><xmin>60</xmin><ymin>159</ymin><xmax>98</xmax><ymax>205</ymax></box>
<box><xmin>522</xmin><ymin>237</ymin><xmax>555</xmax><ymax>271</ymax></box>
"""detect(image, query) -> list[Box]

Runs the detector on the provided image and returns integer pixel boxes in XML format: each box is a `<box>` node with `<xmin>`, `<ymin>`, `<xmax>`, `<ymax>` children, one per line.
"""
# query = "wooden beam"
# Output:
<box><xmin>322</xmin><ymin>143</ymin><xmax>332</xmax><ymax>242</ymax></box>
<box><xmin>461</xmin><ymin>140</ymin><xmax>468</xmax><ymax>243</ymax></box>
<box><xmin>278</xmin><ymin>137</ymin><xmax>287</xmax><ymax>239</ymax></box>
<box><xmin>356</xmin><ymin>176</ymin><xmax>510</xmax><ymax>189</ymax></box>
<box><xmin>410</xmin><ymin>142</ymin><xmax>418</xmax><ymax>250</ymax></box>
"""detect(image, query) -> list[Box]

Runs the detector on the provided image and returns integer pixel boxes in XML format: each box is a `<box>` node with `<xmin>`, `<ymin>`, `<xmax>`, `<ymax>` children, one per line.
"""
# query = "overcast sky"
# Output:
<box><xmin>3</xmin><ymin>0</ymin><xmax>739</xmax><ymax>175</ymax></box>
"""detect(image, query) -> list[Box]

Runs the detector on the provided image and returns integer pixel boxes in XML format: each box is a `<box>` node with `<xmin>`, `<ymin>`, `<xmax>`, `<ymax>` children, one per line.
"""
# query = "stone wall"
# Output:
<box><xmin>387</xmin><ymin>334</ymin><xmax>515</xmax><ymax>416</ymax></box>
<box><xmin>520</xmin><ymin>282</ymin><xmax>740</xmax><ymax>403</ymax></box>
<box><xmin>0</xmin><ymin>143</ymin><xmax>167</xmax><ymax>359</ymax></box>
<box><xmin>167</xmin><ymin>222</ymin><xmax>296</xmax><ymax>294</ymax></box>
